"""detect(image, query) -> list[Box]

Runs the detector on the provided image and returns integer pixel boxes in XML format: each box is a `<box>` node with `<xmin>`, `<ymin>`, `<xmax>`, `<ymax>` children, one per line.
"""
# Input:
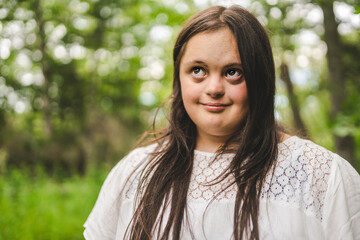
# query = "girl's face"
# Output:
<box><xmin>179</xmin><ymin>27</ymin><xmax>248</xmax><ymax>150</ymax></box>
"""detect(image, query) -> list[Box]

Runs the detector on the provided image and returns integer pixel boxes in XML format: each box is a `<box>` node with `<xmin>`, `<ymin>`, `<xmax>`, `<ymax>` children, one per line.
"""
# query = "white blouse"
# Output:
<box><xmin>84</xmin><ymin>136</ymin><xmax>360</xmax><ymax>239</ymax></box>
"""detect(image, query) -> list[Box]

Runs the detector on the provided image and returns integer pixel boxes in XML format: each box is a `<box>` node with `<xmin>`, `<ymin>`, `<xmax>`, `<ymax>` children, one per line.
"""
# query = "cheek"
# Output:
<box><xmin>180</xmin><ymin>78</ymin><xmax>200</xmax><ymax>104</ymax></box>
<box><xmin>228</xmin><ymin>83</ymin><xmax>248</xmax><ymax>105</ymax></box>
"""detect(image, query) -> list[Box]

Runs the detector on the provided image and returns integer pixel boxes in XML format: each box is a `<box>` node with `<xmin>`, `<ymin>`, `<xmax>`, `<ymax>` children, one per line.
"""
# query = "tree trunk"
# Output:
<box><xmin>320</xmin><ymin>0</ymin><xmax>355</xmax><ymax>165</ymax></box>
<box><xmin>34</xmin><ymin>0</ymin><xmax>53</xmax><ymax>137</ymax></box>
<box><xmin>280</xmin><ymin>62</ymin><xmax>308</xmax><ymax>137</ymax></box>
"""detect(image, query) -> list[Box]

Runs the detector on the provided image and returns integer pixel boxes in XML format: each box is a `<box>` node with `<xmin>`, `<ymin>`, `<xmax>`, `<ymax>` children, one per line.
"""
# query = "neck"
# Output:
<box><xmin>195</xmin><ymin>130</ymin><xmax>231</xmax><ymax>153</ymax></box>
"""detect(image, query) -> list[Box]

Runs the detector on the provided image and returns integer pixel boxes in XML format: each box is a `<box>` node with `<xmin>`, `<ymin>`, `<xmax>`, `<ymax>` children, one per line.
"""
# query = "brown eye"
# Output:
<box><xmin>191</xmin><ymin>67</ymin><xmax>206</xmax><ymax>78</ymax></box>
<box><xmin>225</xmin><ymin>69</ymin><xmax>243</xmax><ymax>82</ymax></box>
<box><xmin>226</xmin><ymin>69</ymin><xmax>241</xmax><ymax>78</ymax></box>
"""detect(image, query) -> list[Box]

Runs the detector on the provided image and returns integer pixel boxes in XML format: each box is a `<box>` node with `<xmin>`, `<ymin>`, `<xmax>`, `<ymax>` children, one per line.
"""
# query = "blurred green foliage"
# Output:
<box><xmin>0</xmin><ymin>0</ymin><xmax>358</xmax><ymax>172</ymax></box>
<box><xmin>0</xmin><ymin>0</ymin><xmax>195</xmax><ymax>173</ymax></box>
<box><xmin>0</xmin><ymin>166</ymin><xmax>108</xmax><ymax>239</ymax></box>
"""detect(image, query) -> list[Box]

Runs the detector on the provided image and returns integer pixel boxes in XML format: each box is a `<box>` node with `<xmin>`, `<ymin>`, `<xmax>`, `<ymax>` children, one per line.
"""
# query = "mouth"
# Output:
<box><xmin>200</xmin><ymin>102</ymin><xmax>231</xmax><ymax>112</ymax></box>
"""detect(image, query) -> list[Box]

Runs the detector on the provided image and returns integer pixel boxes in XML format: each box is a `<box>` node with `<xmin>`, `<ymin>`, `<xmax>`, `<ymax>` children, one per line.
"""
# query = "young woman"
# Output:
<box><xmin>84</xmin><ymin>5</ymin><xmax>360</xmax><ymax>240</ymax></box>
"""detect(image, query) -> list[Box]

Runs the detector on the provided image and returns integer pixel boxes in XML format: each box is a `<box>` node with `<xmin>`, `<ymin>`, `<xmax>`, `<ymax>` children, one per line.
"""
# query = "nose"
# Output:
<box><xmin>206</xmin><ymin>75</ymin><xmax>225</xmax><ymax>98</ymax></box>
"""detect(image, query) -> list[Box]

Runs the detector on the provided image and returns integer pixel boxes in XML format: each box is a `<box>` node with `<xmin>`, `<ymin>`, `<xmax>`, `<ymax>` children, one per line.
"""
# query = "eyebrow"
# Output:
<box><xmin>182</xmin><ymin>60</ymin><xmax>208</xmax><ymax>68</ymax></box>
<box><xmin>225</xmin><ymin>62</ymin><xmax>243</xmax><ymax>68</ymax></box>
<box><xmin>183</xmin><ymin>60</ymin><xmax>242</xmax><ymax>68</ymax></box>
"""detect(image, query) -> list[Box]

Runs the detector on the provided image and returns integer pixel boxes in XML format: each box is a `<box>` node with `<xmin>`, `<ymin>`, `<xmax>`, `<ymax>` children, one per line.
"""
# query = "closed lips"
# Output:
<box><xmin>200</xmin><ymin>103</ymin><xmax>231</xmax><ymax>106</ymax></box>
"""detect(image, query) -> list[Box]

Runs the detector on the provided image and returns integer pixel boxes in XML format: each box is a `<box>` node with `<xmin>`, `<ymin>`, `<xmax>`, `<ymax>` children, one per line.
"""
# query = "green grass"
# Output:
<box><xmin>0</xmin><ymin>167</ymin><xmax>109</xmax><ymax>240</ymax></box>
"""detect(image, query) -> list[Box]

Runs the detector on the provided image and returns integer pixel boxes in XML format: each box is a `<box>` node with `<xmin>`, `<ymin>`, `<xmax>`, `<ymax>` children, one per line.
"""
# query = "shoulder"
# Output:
<box><xmin>108</xmin><ymin>143</ymin><xmax>158</xmax><ymax>183</ymax></box>
<box><xmin>120</xmin><ymin>143</ymin><xmax>158</xmax><ymax>169</ymax></box>
<box><xmin>116</xmin><ymin>143</ymin><xmax>158</xmax><ymax>169</ymax></box>
<box><xmin>277</xmin><ymin>136</ymin><xmax>338</xmax><ymax>184</ymax></box>
<box><xmin>260</xmin><ymin>137</ymin><xmax>359</xmax><ymax>238</ymax></box>
<box><xmin>265</xmin><ymin>136</ymin><xmax>358</xmax><ymax>220</ymax></box>
<box><xmin>83</xmin><ymin>143</ymin><xmax>159</xmax><ymax>239</ymax></box>
<box><xmin>276</xmin><ymin>136</ymin><xmax>336</xmax><ymax>189</ymax></box>
<box><xmin>124</xmin><ymin>143</ymin><xmax>158</xmax><ymax>163</ymax></box>
<box><xmin>278</xmin><ymin>136</ymin><xmax>336</xmax><ymax>164</ymax></box>
<box><xmin>277</xmin><ymin>136</ymin><xmax>358</xmax><ymax>187</ymax></box>
<box><xmin>92</xmin><ymin>143</ymin><xmax>159</xmax><ymax>202</ymax></box>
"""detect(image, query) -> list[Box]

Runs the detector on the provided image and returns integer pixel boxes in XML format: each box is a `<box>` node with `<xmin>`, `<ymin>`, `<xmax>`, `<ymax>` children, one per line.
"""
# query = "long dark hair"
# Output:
<box><xmin>127</xmin><ymin>5</ymin><xmax>279</xmax><ymax>240</ymax></box>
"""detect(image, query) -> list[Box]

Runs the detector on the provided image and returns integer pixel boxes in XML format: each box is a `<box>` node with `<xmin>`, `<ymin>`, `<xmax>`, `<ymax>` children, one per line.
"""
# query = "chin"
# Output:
<box><xmin>202</xmin><ymin>127</ymin><xmax>237</xmax><ymax>137</ymax></box>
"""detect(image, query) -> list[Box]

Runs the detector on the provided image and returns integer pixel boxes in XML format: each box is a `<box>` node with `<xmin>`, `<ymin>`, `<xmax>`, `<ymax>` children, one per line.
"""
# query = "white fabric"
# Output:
<box><xmin>84</xmin><ymin>136</ymin><xmax>360</xmax><ymax>239</ymax></box>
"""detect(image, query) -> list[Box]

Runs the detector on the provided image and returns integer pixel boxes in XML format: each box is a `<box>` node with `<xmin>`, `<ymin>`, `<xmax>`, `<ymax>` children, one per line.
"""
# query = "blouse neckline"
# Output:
<box><xmin>193</xmin><ymin>135</ymin><xmax>299</xmax><ymax>157</ymax></box>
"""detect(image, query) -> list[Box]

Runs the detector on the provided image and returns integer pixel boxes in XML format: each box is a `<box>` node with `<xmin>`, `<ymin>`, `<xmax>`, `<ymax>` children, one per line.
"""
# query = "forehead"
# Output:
<box><xmin>181</xmin><ymin>27</ymin><xmax>241</xmax><ymax>64</ymax></box>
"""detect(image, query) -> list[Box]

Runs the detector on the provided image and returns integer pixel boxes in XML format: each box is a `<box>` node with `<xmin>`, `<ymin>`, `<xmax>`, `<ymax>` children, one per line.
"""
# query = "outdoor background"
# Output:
<box><xmin>0</xmin><ymin>0</ymin><xmax>359</xmax><ymax>239</ymax></box>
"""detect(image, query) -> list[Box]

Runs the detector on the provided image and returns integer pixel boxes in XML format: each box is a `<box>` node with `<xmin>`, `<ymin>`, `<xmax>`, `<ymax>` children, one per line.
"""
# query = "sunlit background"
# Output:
<box><xmin>0</xmin><ymin>0</ymin><xmax>359</xmax><ymax>238</ymax></box>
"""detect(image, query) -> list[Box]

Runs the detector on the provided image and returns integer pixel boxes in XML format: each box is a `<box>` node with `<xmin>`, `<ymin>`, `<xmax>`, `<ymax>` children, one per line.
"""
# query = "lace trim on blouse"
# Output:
<box><xmin>125</xmin><ymin>136</ymin><xmax>333</xmax><ymax>220</ymax></box>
